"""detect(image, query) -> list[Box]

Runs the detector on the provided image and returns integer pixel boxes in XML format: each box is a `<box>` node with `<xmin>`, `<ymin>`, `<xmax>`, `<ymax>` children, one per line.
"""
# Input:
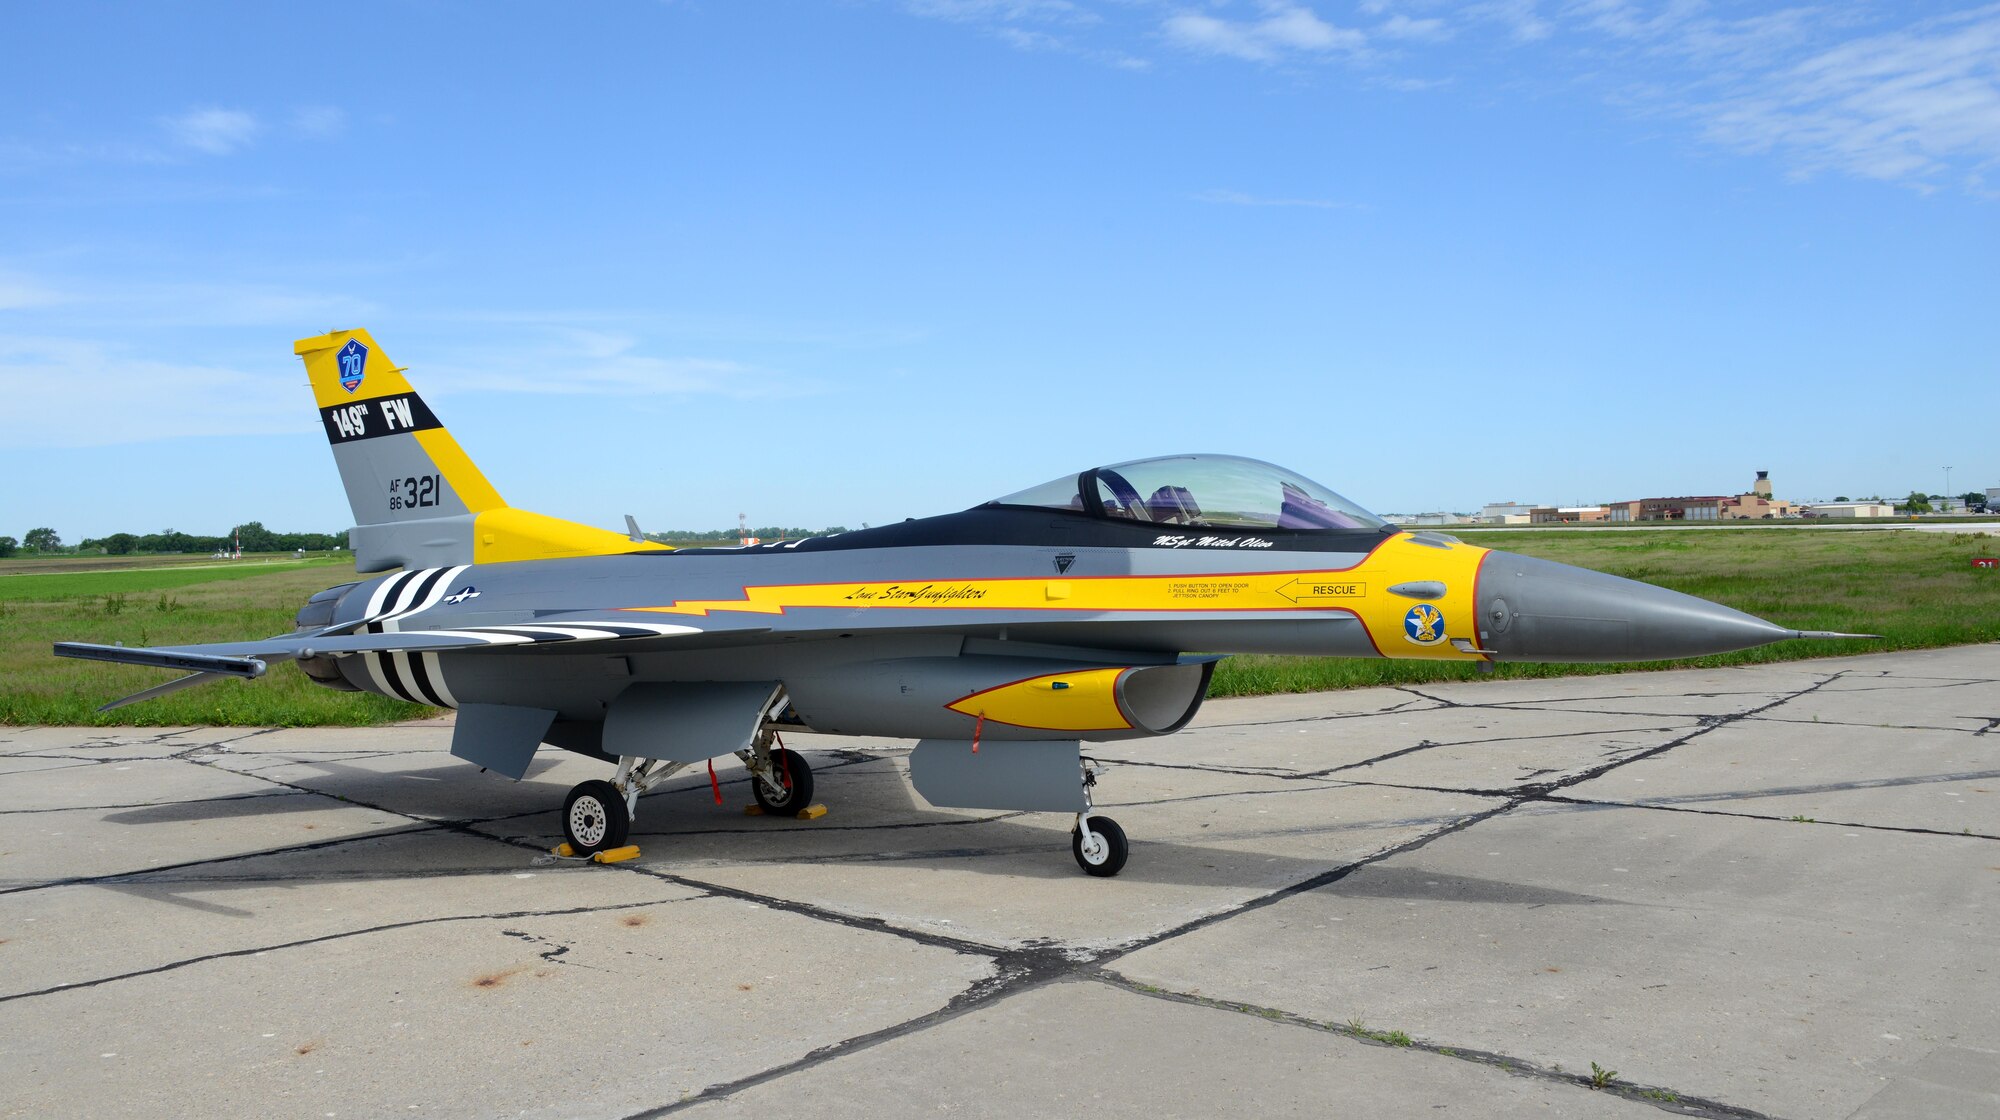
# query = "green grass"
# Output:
<box><xmin>1209</xmin><ymin>528</ymin><xmax>2000</xmax><ymax>697</ymax></box>
<box><xmin>0</xmin><ymin>560</ymin><xmax>433</xmax><ymax>727</ymax></box>
<box><xmin>5</xmin><ymin>528</ymin><xmax>1998</xmax><ymax>725</ymax></box>
<box><xmin>0</xmin><ymin>555</ymin><xmax>350</xmax><ymax>601</ymax></box>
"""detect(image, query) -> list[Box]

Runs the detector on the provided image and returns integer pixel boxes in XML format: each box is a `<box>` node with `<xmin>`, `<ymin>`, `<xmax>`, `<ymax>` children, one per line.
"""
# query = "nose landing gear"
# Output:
<box><xmin>1070</xmin><ymin>757</ymin><xmax>1127</xmax><ymax>877</ymax></box>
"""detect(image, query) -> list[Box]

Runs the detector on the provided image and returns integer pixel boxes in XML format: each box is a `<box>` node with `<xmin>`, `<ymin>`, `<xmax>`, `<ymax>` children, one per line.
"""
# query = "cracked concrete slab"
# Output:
<box><xmin>0</xmin><ymin>757</ymin><xmax>283</xmax><ymax>813</ymax></box>
<box><xmin>0</xmin><ymin>830</ymin><xmax>701</xmax><ymax>1000</ymax></box>
<box><xmin>654</xmin><ymin>780</ymin><xmax>1492</xmax><ymax>951</ymax></box>
<box><xmin>1114</xmin><ymin>805</ymin><xmax>2000</xmax><ymax>1119</ymax></box>
<box><xmin>675</xmin><ymin>979</ymin><xmax>1668</xmax><ymax>1119</ymax></box>
<box><xmin>0</xmin><ymin>725</ymin><xmax>268</xmax><ymax>760</ymax></box>
<box><xmin>1563</xmin><ymin>720</ymin><xmax>2000</xmax><ymax>835</ymax></box>
<box><xmin>0</xmin><ymin>896</ymin><xmax>991</xmax><ymax>1119</ymax></box>
<box><xmin>0</xmin><ymin>755</ymin><xmax>99</xmax><ymax>777</ymax></box>
<box><xmin>2</xmin><ymin>644</ymin><xmax>1996</xmax><ymax>1119</ymax></box>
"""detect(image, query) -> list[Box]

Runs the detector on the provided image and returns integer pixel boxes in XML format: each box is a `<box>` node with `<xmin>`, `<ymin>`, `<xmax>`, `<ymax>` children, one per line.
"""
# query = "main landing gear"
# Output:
<box><xmin>1071</xmin><ymin>757</ymin><xmax>1128</xmax><ymax>877</ymax></box>
<box><xmin>559</xmin><ymin>725</ymin><xmax>817</xmax><ymax>855</ymax></box>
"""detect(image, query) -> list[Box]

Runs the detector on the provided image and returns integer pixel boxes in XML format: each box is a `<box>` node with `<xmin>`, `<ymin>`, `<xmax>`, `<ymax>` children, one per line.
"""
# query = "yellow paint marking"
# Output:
<box><xmin>947</xmin><ymin>668</ymin><xmax>1133</xmax><ymax>731</ymax></box>
<box><xmin>628</xmin><ymin>534</ymin><xmax>1490</xmax><ymax>660</ymax></box>
<box><xmin>1275</xmin><ymin>578</ymin><xmax>1366</xmax><ymax>603</ymax></box>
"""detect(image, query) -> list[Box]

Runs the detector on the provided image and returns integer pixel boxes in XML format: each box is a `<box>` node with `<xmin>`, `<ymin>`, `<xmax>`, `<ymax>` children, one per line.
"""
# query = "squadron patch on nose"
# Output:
<box><xmin>1402</xmin><ymin>603</ymin><xmax>1445</xmax><ymax>645</ymax></box>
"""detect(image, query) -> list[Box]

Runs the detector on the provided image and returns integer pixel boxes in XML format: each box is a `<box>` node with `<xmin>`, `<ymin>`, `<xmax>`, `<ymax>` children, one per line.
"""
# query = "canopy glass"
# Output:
<box><xmin>991</xmin><ymin>455</ymin><xmax>1388</xmax><ymax>531</ymax></box>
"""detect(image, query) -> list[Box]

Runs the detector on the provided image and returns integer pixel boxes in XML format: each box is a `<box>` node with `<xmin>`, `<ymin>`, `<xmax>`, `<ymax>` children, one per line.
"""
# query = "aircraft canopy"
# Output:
<box><xmin>991</xmin><ymin>455</ymin><xmax>1388</xmax><ymax>532</ymax></box>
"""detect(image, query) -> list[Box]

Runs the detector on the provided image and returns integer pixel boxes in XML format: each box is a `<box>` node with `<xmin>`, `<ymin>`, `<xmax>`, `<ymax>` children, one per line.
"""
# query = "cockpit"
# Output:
<box><xmin>989</xmin><ymin>455</ymin><xmax>1389</xmax><ymax>532</ymax></box>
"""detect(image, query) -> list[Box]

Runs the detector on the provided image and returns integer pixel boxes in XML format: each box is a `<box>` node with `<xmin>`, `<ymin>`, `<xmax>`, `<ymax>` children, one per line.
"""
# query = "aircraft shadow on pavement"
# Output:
<box><xmin>87</xmin><ymin>749</ymin><xmax>1627</xmax><ymax>903</ymax></box>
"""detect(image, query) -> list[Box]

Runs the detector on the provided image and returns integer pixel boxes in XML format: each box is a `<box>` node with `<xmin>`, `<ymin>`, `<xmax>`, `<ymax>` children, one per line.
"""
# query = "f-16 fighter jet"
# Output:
<box><xmin>56</xmin><ymin>330</ymin><xmax>1870</xmax><ymax>875</ymax></box>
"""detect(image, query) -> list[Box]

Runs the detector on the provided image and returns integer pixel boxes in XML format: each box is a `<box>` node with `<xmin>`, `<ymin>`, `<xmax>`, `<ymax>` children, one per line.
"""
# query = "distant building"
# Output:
<box><xmin>1531</xmin><ymin>506</ymin><xmax>1609</xmax><ymax>524</ymax></box>
<box><xmin>1479</xmin><ymin>502</ymin><xmax>1539</xmax><ymax>524</ymax></box>
<box><xmin>1802</xmin><ymin>501</ymin><xmax>1894</xmax><ymax>518</ymax></box>
<box><xmin>1608</xmin><ymin>470</ymin><xmax>1797</xmax><ymax>522</ymax></box>
<box><xmin>1720</xmin><ymin>492</ymin><xmax>1796</xmax><ymax>519</ymax></box>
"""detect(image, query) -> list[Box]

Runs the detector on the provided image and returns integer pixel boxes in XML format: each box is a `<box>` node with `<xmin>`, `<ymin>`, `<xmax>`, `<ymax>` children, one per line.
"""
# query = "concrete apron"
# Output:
<box><xmin>1</xmin><ymin>643</ymin><xmax>1996</xmax><ymax>1119</ymax></box>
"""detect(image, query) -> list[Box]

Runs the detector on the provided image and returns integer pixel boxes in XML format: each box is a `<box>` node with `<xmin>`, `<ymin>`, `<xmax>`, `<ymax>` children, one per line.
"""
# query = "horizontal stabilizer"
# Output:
<box><xmin>62</xmin><ymin>619</ymin><xmax>721</xmax><ymax>671</ymax></box>
<box><xmin>55</xmin><ymin>643</ymin><xmax>267</xmax><ymax>679</ymax></box>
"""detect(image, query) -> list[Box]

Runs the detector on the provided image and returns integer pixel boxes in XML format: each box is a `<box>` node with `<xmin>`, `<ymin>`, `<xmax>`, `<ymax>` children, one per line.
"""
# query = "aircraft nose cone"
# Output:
<box><xmin>1476</xmin><ymin>552</ymin><xmax>1793</xmax><ymax>663</ymax></box>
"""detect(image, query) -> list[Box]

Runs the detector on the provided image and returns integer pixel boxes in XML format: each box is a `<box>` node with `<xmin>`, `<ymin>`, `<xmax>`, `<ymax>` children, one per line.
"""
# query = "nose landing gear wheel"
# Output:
<box><xmin>564</xmin><ymin>779</ymin><xmax>630</xmax><ymax>854</ymax></box>
<box><xmin>752</xmin><ymin>748</ymin><xmax>814</xmax><ymax>817</ymax></box>
<box><xmin>1072</xmin><ymin>816</ymin><xmax>1128</xmax><ymax>877</ymax></box>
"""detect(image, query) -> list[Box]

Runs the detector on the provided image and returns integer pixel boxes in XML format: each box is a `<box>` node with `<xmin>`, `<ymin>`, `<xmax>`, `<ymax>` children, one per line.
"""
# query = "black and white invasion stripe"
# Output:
<box><xmin>345</xmin><ymin>567</ymin><xmax>698</xmax><ymax>708</ymax></box>
<box><xmin>355</xmin><ymin>566</ymin><xmax>467</xmax><ymax>707</ymax></box>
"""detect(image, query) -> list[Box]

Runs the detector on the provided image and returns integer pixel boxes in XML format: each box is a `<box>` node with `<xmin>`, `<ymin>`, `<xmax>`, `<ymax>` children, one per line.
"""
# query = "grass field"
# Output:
<box><xmin>1</xmin><ymin>555</ymin><xmax>426</xmax><ymax>727</ymax></box>
<box><xmin>2</xmin><ymin>530</ymin><xmax>1996</xmax><ymax>725</ymax></box>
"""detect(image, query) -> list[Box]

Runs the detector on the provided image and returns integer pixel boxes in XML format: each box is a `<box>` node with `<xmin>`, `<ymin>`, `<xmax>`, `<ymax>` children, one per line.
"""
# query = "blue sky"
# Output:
<box><xmin>3</xmin><ymin>1</ymin><xmax>1996</xmax><ymax>542</ymax></box>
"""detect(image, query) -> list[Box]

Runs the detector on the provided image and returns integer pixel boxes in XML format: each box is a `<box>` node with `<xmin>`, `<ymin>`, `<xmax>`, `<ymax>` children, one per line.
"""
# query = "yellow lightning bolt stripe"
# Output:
<box><xmin>626</xmin><ymin>534</ymin><xmax>1491</xmax><ymax>660</ymax></box>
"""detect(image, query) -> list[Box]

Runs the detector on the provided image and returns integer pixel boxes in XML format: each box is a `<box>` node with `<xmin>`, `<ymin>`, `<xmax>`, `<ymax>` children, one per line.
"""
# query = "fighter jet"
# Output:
<box><xmin>56</xmin><ymin>330</ymin><xmax>1871</xmax><ymax>875</ymax></box>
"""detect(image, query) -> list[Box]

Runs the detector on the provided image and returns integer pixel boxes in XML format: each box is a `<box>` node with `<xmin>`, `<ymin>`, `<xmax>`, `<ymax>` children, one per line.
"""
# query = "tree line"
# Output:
<box><xmin>642</xmin><ymin>526</ymin><xmax>852</xmax><ymax>544</ymax></box>
<box><xmin>0</xmin><ymin>522</ymin><xmax>350</xmax><ymax>558</ymax></box>
<box><xmin>0</xmin><ymin>521</ymin><xmax>863</xmax><ymax>558</ymax></box>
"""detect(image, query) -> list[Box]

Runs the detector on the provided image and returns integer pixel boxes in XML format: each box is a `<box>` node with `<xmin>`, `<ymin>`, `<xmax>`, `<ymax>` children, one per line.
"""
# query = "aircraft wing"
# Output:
<box><xmin>53</xmin><ymin>614</ymin><xmax>759</xmax><ymax>711</ymax></box>
<box><xmin>59</xmin><ymin>617</ymin><xmax>698</xmax><ymax>665</ymax></box>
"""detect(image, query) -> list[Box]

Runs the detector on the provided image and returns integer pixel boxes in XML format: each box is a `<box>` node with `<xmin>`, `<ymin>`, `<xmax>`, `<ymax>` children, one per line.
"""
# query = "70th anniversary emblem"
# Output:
<box><xmin>337</xmin><ymin>338</ymin><xmax>368</xmax><ymax>393</ymax></box>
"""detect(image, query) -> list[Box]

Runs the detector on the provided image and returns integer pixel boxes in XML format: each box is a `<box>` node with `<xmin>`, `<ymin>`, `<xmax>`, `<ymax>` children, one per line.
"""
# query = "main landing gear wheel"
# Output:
<box><xmin>564</xmin><ymin>779</ymin><xmax>630</xmax><ymax>854</ymax></box>
<box><xmin>753</xmin><ymin>747</ymin><xmax>814</xmax><ymax>817</ymax></box>
<box><xmin>1072</xmin><ymin>816</ymin><xmax>1128</xmax><ymax>877</ymax></box>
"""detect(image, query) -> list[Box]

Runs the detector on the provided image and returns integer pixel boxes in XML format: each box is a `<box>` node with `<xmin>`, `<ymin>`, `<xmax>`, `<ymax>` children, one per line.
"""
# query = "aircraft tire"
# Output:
<box><xmin>753</xmin><ymin>748</ymin><xmax>814</xmax><ymax>817</ymax></box>
<box><xmin>1072</xmin><ymin>816</ymin><xmax>1128</xmax><ymax>877</ymax></box>
<box><xmin>564</xmin><ymin>779</ymin><xmax>629</xmax><ymax>854</ymax></box>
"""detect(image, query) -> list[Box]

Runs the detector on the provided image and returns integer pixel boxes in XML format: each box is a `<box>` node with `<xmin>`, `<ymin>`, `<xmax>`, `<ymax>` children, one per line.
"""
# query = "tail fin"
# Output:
<box><xmin>295</xmin><ymin>329</ymin><xmax>667</xmax><ymax>572</ymax></box>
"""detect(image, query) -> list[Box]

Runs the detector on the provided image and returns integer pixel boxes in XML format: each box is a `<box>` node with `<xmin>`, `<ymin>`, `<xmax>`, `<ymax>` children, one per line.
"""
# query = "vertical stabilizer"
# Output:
<box><xmin>296</xmin><ymin>329</ymin><xmax>666</xmax><ymax>571</ymax></box>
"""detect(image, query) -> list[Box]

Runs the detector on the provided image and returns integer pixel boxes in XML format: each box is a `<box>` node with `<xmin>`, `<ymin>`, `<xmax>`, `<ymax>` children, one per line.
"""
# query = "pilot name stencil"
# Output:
<box><xmin>1153</xmin><ymin>535</ymin><xmax>1274</xmax><ymax>549</ymax></box>
<box><xmin>844</xmin><ymin>583</ymin><xmax>988</xmax><ymax>604</ymax></box>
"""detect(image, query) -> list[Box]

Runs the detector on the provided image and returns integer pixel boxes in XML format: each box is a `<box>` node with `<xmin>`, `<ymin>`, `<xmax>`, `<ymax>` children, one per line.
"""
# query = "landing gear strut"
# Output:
<box><xmin>562</xmin><ymin>756</ymin><xmax>688</xmax><ymax>854</ymax></box>
<box><xmin>743</xmin><ymin>729</ymin><xmax>814</xmax><ymax>817</ymax></box>
<box><xmin>1071</xmin><ymin>757</ymin><xmax>1127</xmax><ymax>877</ymax></box>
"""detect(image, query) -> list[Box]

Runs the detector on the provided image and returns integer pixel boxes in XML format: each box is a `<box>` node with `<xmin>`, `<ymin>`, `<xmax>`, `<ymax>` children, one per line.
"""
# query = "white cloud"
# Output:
<box><xmin>904</xmin><ymin>0</ymin><xmax>1088</xmax><ymax>22</ymax></box>
<box><xmin>893</xmin><ymin>1</ymin><xmax>1999</xmax><ymax>192</ymax></box>
<box><xmin>1379</xmin><ymin>14</ymin><xmax>1448</xmax><ymax>41</ymax></box>
<box><xmin>901</xmin><ymin>0</ymin><xmax>1148</xmax><ymax>65</ymax></box>
<box><xmin>162</xmin><ymin>108</ymin><xmax>259</xmax><ymax>155</ymax></box>
<box><xmin>1467</xmin><ymin>0</ymin><xmax>1551</xmax><ymax>43</ymax></box>
<box><xmin>419</xmin><ymin>327</ymin><xmax>813</xmax><ymax>399</ymax></box>
<box><xmin>0</xmin><ymin>272</ymin><xmax>66</xmax><ymax>310</ymax></box>
<box><xmin>0</xmin><ymin>334</ymin><xmax>298</xmax><ymax>448</ymax></box>
<box><xmin>1684</xmin><ymin>7</ymin><xmax>2000</xmax><ymax>187</ymax></box>
<box><xmin>1165</xmin><ymin>3</ymin><xmax>1365</xmax><ymax>62</ymax></box>
<box><xmin>290</xmin><ymin>106</ymin><xmax>347</xmax><ymax>138</ymax></box>
<box><xmin>1195</xmin><ymin>188</ymin><xmax>1363</xmax><ymax>209</ymax></box>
